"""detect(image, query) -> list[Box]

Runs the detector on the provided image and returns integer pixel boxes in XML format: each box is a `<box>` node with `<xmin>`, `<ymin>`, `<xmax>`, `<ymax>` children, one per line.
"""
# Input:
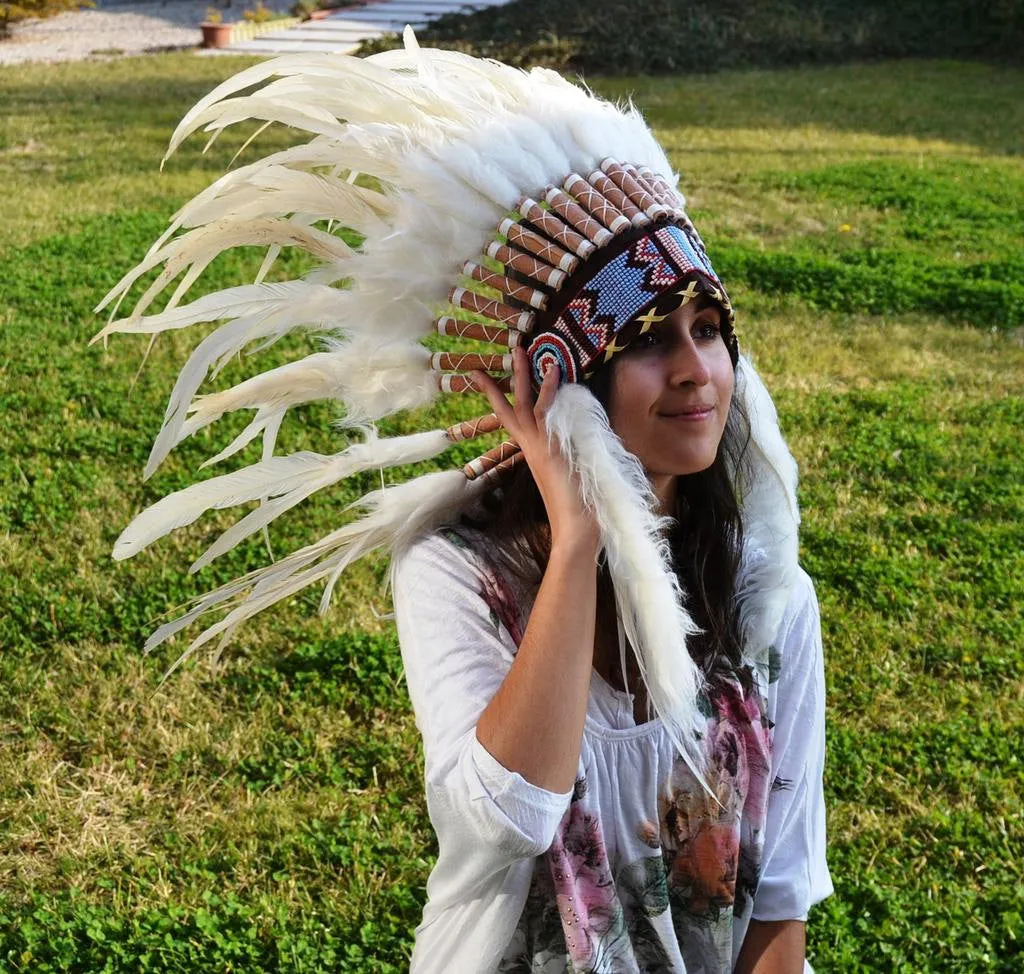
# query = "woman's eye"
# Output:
<box><xmin>694</xmin><ymin>319</ymin><xmax>721</xmax><ymax>340</ymax></box>
<box><xmin>630</xmin><ymin>330</ymin><xmax>661</xmax><ymax>350</ymax></box>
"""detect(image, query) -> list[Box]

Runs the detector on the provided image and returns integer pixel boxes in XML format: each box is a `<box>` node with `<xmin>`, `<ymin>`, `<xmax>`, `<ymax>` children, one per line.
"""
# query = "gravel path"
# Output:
<box><xmin>0</xmin><ymin>0</ymin><xmax>246</xmax><ymax>65</ymax></box>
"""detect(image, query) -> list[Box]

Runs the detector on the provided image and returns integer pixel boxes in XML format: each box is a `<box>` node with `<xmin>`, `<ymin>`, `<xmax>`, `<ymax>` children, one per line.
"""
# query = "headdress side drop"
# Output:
<box><xmin>95</xmin><ymin>32</ymin><xmax>800</xmax><ymax>772</ymax></box>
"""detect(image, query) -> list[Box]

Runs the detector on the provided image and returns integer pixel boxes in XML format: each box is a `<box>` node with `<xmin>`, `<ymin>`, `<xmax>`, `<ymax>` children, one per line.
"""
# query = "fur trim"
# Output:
<box><xmin>546</xmin><ymin>384</ymin><xmax>707</xmax><ymax>779</ymax></box>
<box><xmin>730</xmin><ymin>356</ymin><xmax>801</xmax><ymax>656</ymax></box>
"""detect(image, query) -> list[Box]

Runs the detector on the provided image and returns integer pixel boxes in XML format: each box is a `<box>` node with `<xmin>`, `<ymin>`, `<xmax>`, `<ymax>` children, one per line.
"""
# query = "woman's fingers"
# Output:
<box><xmin>472</xmin><ymin>351</ymin><xmax>560</xmax><ymax>452</ymax></box>
<box><xmin>511</xmin><ymin>345</ymin><xmax>534</xmax><ymax>418</ymax></box>
<box><xmin>470</xmin><ymin>370</ymin><xmax>517</xmax><ymax>431</ymax></box>
<box><xmin>534</xmin><ymin>361</ymin><xmax>560</xmax><ymax>420</ymax></box>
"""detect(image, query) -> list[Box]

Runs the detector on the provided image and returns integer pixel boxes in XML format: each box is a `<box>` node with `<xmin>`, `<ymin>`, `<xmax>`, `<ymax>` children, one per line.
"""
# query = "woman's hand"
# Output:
<box><xmin>471</xmin><ymin>347</ymin><xmax>600</xmax><ymax>553</ymax></box>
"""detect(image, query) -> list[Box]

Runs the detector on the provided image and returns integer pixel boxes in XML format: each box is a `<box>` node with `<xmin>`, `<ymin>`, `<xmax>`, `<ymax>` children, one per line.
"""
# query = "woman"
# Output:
<box><xmin>393</xmin><ymin>278</ymin><xmax>832</xmax><ymax>974</ymax></box>
<box><xmin>101</xmin><ymin>33</ymin><xmax>831</xmax><ymax>974</ymax></box>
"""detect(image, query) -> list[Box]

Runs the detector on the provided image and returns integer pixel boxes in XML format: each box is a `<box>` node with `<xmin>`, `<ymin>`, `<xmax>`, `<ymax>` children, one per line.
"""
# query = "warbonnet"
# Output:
<box><xmin>96</xmin><ymin>29</ymin><xmax>800</xmax><ymax>777</ymax></box>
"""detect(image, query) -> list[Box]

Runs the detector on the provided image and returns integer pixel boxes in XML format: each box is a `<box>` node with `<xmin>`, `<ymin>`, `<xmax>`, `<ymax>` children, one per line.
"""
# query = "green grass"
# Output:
<box><xmin>1</xmin><ymin>54</ymin><xmax>1023</xmax><ymax>972</ymax></box>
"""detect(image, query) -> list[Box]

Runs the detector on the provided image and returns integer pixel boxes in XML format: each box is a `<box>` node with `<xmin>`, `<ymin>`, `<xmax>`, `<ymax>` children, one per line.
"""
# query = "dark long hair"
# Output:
<box><xmin>474</xmin><ymin>360</ymin><xmax>751</xmax><ymax>690</ymax></box>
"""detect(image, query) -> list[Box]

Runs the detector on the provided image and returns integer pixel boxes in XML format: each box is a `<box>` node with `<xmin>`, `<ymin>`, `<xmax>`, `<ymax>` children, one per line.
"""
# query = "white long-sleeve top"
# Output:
<box><xmin>392</xmin><ymin>524</ymin><xmax>833</xmax><ymax>973</ymax></box>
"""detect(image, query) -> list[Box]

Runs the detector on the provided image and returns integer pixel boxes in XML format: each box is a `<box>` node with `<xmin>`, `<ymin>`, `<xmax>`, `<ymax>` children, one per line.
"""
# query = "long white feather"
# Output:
<box><xmin>148</xmin><ymin>135</ymin><xmax>402</xmax><ymax>260</ymax></box>
<box><xmin>546</xmin><ymin>385</ymin><xmax>707</xmax><ymax>782</ymax></box>
<box><xmin>149</xmin><ymin>470</ymin><xmax>476</xmax><ymax>673</ymax></box>
<box><xmin>140</xmin><ymin>220</ymin><xmax>349</xmax><ymax>321</ymax></box>
<box><xmin>142</xmin><ymin>287</ymin><xmax>346</xmax><ymax>477</ymax></box>
<box><xmin>177</xmin><ymin>351</ymin><xmax>350</xmax><ymax>447</ymax></box>
<box><xmin>730</xmin><ymin>357</ymin><xmax>801</xmax><ymax>656</ymax></box>
<box><xmin>95</xmin><ymin>279</ymin><xmax>329</xmax><ymax>333</ymax></box>
<box><xmin>165</xmin><ymin>55</ymin><xmax>467</xmax><ymax>160</ymax></box>
<box><xmin>174</xmin><ymin>168</ymin><xmax>392</xmax><ymax>233</ymax></box>
<box><xmin>114</xmin><ymin>428</ymin><xmax>452</xmax><ymax>563</ymax></box>
<box><xmin>175</xmin><ymin>339</ymin><xmax>433</xmax><ymax>463</ymax></box>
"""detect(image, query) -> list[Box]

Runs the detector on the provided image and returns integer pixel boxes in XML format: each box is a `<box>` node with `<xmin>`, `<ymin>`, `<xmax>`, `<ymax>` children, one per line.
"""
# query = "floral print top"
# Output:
<box><xmin>392</xmin><ymin>526</ymin><xmax>832</xmax><ymax>974</ymax></box>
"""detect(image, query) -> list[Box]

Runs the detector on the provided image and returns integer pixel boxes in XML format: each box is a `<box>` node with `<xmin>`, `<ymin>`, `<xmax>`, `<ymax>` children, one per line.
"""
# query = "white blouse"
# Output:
<box><xmin>392</xmin><ymin>525</ymin><xmax>832</xmax><ymax>974</ymax></box>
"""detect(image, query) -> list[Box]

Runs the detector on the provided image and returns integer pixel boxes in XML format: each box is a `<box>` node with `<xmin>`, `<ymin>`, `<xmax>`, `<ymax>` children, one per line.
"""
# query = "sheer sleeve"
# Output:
<box><xmin>392</xmin><ymin>531</ymin><xmax>572</xmax><ymax>904</ymax></box>
<box><xmin>752</xmin><ymin>569</ymin><xmax>834</xmax><ymax>922</ymax></box>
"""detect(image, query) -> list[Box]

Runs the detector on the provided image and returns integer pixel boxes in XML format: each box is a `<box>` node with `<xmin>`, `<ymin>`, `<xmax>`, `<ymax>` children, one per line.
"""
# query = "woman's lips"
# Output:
<box><xmin>660</xmin><ymin>405</ymin><xmax>715</xmax><ymax>421</ymax></box>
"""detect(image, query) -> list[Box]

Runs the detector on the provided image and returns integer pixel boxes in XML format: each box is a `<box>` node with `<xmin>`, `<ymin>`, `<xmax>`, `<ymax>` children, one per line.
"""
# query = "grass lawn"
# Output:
<box><xmin>1</xmin><ymin>53</ymin><xmax>1022</xmax><ymax>972</ymax></box>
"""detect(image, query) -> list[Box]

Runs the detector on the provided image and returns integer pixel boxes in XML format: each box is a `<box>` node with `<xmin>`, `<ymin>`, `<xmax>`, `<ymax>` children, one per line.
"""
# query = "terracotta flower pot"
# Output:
<box><xmin>201</xmin><ymin>22</ymin><xmax>234</xmax><ymax>48</ymax></box>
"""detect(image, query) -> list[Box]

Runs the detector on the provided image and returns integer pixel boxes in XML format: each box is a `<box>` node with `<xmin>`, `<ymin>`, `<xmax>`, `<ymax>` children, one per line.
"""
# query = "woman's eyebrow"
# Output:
<box><xmin>693</xmin><ymin>294</ymin><xmax>719</xmax><ymax>311</ymax></box>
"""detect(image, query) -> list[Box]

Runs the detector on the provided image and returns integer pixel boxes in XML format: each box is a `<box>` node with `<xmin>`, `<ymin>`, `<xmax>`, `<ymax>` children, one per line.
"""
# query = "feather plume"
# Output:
<box><xmin>180</xmin><ymin>341</ymin><xmax>434</xmax><ymax>463</ymax></box>
<box><xmin>730</xmin><ymin>357</ymin><xmax>801</xmax><ymax>656</ymax></box>
<box><xmin>546</xmin><ymin>385</ymin><xmax>708</xmax><ymax>783</ymax></box>
<box><xmin>142</xmin><ymin>285</ymin><xmax>346</xmax><ymax>477</ymax></box>
<box><xmin>149</xmin><ymin>470</ymin><xmax>476</xmax><ymax>673</ymax></box>
<box><xmin>149</xmin><ymin>136</ymin><xmax>402</xmax><ymax>258</ymax></box>
<box><xmin>105</xmin><ymin>219</ymin><xmax>352</xmax><ymax>323</ymax></box>
<box><xmin>114</xmin><ymin>428</ymin><xmax>452</xmax><ymax>564</ymax></box>
<box><xmin>104</xmin><ymin>34</ymin><xmax>799</xmax><ymax>683</ymax></box>
<box><xmin>164</xmin><ymin>54</ymin><xmax>467</xmax><ymax>161</ymax></box>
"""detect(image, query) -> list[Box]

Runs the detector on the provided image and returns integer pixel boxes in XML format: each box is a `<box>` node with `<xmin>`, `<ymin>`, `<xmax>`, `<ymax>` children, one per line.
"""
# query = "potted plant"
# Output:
<box><xmin>291</xmin><ymin>0</ymin><xmax>349</xmax><ymax>21</ymax></box>
<box><xmin>200</xmin><ymin>6</ymin><xmax>233</xmax><ymax>48</ymax></box>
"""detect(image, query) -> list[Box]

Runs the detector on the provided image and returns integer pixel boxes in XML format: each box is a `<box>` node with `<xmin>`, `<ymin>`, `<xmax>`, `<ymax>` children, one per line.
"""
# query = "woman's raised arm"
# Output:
<box><xmin>471</xmin><ymin>348</ymin><xmax>602</xmax><ymax>793</ymax></box>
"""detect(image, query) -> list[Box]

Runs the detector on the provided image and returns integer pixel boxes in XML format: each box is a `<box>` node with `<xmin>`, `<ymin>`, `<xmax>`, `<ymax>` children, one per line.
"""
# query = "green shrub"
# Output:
<box><xmin>359</xmin><ymin>0</ymin><xmax>1024</xmax><ymax>74</ymax></box>
<box><xmin>0</xmin><ymin>0</ymin><xmax>92</xmax><ymax>38</ymax></box>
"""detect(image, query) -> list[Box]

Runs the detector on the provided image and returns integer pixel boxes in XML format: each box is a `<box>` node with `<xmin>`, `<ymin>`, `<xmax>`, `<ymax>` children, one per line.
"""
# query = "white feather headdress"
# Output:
<box><xmin>97</xmin><ymin>31</ymin><xmax>800</xmax><ymax>758</ymax></box>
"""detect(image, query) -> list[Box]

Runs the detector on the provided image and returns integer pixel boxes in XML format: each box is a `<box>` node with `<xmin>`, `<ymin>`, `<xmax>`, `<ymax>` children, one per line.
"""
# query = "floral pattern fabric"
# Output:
<box><xmin>451</xmin><ymin>524</ymin><xmax>778</xmax><ymax>974</ymax></box>
<box><xmin>497</xmin><ymin>674</ymin><xmax>773</xmax><ymax>974</ymax></box>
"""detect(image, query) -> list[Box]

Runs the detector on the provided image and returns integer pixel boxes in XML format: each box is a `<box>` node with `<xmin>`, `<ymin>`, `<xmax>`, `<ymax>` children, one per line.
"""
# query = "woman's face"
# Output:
<box><xmin>607</xmin><ymin>295</ymin><xmax>734</xmax><ymax>492</ymax></box>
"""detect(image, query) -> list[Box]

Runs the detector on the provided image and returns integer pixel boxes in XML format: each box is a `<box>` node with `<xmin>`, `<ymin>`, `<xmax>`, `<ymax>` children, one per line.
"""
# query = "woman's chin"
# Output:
<box><xmin>644</xmin><ymin>449</ymin><xmax>719</xmax><ymax>480</ymax></box>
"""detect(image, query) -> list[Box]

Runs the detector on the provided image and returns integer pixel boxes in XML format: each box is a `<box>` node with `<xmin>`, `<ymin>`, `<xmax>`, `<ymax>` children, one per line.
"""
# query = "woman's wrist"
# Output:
<box><xmin>549</xmin><ymin>517</ymin><xmax>601</xmax><ymax>560</ymax></box>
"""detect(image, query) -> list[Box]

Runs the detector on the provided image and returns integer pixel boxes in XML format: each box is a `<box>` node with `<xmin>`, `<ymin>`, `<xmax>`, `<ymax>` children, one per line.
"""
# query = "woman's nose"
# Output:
<box><xmin>667</xmin><ymin>335</ymin><xmax>711</xmax><ymax>386</ymax></box>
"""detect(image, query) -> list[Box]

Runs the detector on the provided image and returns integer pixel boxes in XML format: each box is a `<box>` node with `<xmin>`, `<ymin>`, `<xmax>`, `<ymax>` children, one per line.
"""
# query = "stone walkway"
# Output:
<box><xmin>230</xmin><ymin>0</ymin><xmax>511</xmax><ymax>56</ymax></box>
<box><xmin>0</xmin><ymin>0</ymin><xmax>512</xmax><ymax>65</ymax></box>
<box><xmin>0</xmin><ymin>0</ymin><xmax>211</xmax><ymax>65</ymax></box>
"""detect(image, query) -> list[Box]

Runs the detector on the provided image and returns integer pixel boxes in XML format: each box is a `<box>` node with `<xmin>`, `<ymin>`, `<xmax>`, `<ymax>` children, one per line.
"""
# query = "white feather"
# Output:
<box><xmin>143</xmin><ymin>286</ymin><xmax>346</xmax><ymax>477</ymax></box>
<box><xmin>120</xmin><ymin>219</ymin><xmax>351</xmax><ymax>322</ymax></box>
<box><xmin>172</xmin><ymin>338</ymin><xmax>434</xmax><ymax>465</ymax></box>
<box><xmin>546</xmin><ymin>385</ymin><xmax>707</xmax><ymax>783</ymax></box>
<box><xmin>95</xmin><ymin>280</ymin><xmax>330</xmax><ymax>335</ymax></box>
<box><xmin>730</xmin><ymin>357</ymin><xmax>801</xmax><ymax>656</ymax></box>
<box><xmin>178</xmin><ymin>350</ymin><xmax>349</xmax><ymax>446</ymax></box>
<box><xmin>149</xmin><ymin>470</ymin><xmax>476</xmax><ymax>674</ymax></box>
<box><xmin>174</xmin><ymin>167</ymin><xmax>392</xmax><ymax>233</ymax></box>
<box><xmin>114</xmin><ymin>428</ymin><xmax>452</xmax><ymax>564</ymax></box>
<box><xmin>149</xmin><ymin>135</ymin><xmax>402</xmax><ymax>260</ymax></box>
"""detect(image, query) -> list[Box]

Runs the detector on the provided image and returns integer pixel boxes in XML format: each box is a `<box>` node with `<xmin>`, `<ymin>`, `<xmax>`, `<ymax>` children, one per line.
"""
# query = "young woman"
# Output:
<box><xmin>102</xmin><ymin>35</ymin><xmax>831</xmax><ymax>974</ymax></box>
<box><xmin>393</xmin><ymin>288</ymin><xmax>831</xmax><ymax>973</ymax></box>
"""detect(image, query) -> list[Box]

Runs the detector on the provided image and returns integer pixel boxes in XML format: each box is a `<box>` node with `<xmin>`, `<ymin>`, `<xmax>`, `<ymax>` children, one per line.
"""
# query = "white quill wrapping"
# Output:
<box><xmin>546</xmin><ymin>385</ymin><xmax>707</xmax><ymax>781</ymax></box>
